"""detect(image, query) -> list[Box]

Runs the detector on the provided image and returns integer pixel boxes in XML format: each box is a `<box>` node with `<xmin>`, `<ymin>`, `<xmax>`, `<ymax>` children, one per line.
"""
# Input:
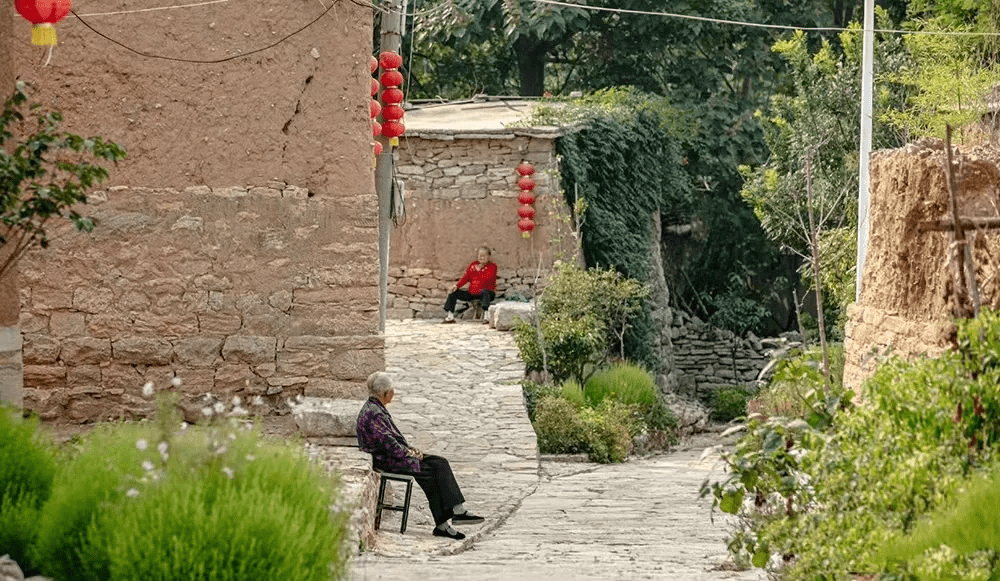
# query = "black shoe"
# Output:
<box><xmin>452</xmin><ymin>512</ymin><xmax>485</xmax><ymax>525</ymax></box>
<box><xmin>432</xmin><ymin>527</ymin><xmax>466</xmax><ymax>540</ymax></box>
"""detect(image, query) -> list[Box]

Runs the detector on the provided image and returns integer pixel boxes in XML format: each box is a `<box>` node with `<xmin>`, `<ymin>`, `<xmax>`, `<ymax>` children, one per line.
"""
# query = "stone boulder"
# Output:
<box><xmin>291</xmin><ymin>398</ymin><xmax>366</xmax><ymax>440</ymax></box>
<box><xmin>488</xmin><ymin>301</ymin><xmax>536</xmax><ymax>331</ymax></box>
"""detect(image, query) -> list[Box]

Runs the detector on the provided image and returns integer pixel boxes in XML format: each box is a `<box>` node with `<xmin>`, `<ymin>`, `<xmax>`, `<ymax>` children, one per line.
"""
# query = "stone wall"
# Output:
<box><xmin>18</xmin><ymin>184</ymin><xmax>382</xmax><ymax>422</ymax></box>
<box><xmin>842</xmin><ymin>303</ymin><xmax>949</xmax><ymax>389</ymax></box>
<box><xmin>387</xmin><ymin>135</ymin><xmax>571</xmax><ymax>318</ymax></box>
<box><xmin>669</xmin><ymin>311</ymin><xmax>771</xmax><ymax>401</ymax></box>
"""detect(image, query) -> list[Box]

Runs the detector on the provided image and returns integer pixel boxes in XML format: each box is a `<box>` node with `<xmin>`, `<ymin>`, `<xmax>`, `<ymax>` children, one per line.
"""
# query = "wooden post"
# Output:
<box><xmin>943</xmin><ymin>125</ymin><xmax>981</xmax><ymax>317</ymax></box>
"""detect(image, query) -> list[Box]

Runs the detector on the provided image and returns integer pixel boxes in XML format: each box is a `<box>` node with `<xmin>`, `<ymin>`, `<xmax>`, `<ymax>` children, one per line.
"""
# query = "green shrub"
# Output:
<box><xmin>707</xmin><ymin>309</ymin><xmax>1000</xmax><ymax>580</ymax></box>
<box><xmin>0</xmin><ymin>408</ymin><xmax>56</xmax><ymax>573</ymax></box>
<box><xmin>522</xmin><ymin>380</ymin><xmax>560</xmax><ymax>421</ymax></box>
<box><xmin>33</xmin><ymin>421</ymin><xmax>348</xmax><ymax>581</ymax></box>
<box><xmin>750</xmin><ymin>344</ymin><xmax>845</xmax><ymax>419</ymax></box>
<box><xmin>583</xmin><ymin>362</ymin><xmax>657</xmax><ymax>409</ymax></box>
<box><xmin>559</xmin><ymin>379</ymin><xmax>587</xmax><ymax>409</ymax></box>
<box><xmin>709</xmin><ymin>386</ymin><xmax>751</xmax><ymax>423</ymax></box>
<box><xmin>533</xmin><ymin>395</ymin><xmax>588</xmax><ymax>455</ymax></box>
<box><xmin>579</xmin><ymin>400</ymin><xmax>641</xmax><ymax>463</ymax></box>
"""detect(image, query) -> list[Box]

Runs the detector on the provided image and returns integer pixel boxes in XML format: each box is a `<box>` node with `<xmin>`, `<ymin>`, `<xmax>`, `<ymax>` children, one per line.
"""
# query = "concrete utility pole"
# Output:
<box><xmin>375</xmin><ymin>0</ymin><xmax>404</xmax><ymax>332</ymax></box>
<box><xmin>855</xmin><ymin>0</ymin><xmax>875</xmax><ymax>302</ymax></box>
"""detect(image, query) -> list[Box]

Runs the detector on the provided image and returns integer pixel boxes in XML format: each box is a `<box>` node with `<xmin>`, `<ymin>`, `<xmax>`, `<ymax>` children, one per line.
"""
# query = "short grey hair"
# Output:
<box><xmin>367</xmin><ymin>371</ymin><xmax>393</xmax><ymax>398</ymax></box>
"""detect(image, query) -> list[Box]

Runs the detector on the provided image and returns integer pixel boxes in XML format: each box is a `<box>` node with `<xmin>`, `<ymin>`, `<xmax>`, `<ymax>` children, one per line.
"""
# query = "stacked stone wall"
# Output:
<box><xmin>18</xmin><ymin>184</ymin><xmax>383</xmax><ymax>422</ymax></box>
<box><xmin>387</xmin><ymin>135</ymin><xmax>574</xmax><ymax>318</ymax></box>
<box><xmin>670</xmin><ymin>311</ymin><xmax>771</xmax><ymax>400</ymax></box>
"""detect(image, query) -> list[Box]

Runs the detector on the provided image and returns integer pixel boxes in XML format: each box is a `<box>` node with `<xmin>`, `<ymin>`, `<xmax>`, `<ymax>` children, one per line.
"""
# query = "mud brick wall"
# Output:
<box><xmin>18</xmin><ymin>184</ymin><xmax>383</xmax><ymax>422</ymax></box>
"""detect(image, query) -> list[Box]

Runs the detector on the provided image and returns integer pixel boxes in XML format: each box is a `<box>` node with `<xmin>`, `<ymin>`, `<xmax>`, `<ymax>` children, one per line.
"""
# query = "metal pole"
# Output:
<box><xmin>376</xmin><ymin>0</ymin><xmax>404</xmax><ymax>332</ymax></box>
<box><xmin>855</xmin><ymin>0</ymin><xmax>875</xmax><ymax>302</ymax></box>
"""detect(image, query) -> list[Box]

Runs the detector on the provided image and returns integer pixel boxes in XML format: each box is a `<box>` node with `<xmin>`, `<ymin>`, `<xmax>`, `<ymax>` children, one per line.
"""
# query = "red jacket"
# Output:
<box><xmin>456</xmin><ymin>261</ymin><xmax>497</xmax><ymax>295</ymax></box>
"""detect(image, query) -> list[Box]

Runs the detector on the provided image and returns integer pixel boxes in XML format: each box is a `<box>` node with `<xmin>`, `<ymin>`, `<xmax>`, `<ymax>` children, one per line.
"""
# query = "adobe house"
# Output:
<box><xmin>2</xmin><ymin>1</ymin><xmax>382</xmax><ymax>421</ymax></box>
<box><xmin>0</xmin><ymin>6</ymin><xmax>20</xmax><ymax>408</ymax></box>
<box><xmin>387</xmin><ymin>97</ymin><xmax>575</xmax><ymax>318</ymax></box>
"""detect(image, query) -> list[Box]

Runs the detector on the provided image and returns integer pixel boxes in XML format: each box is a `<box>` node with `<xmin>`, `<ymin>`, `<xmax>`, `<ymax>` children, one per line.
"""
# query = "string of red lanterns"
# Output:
<box><xmin>15</xmin><ymin>0</ymin><xmax>71</xmax><ymax>46</ymax></box>
<box><xmin>516</xmin><ymin>162</ymin><xmax>536</xmax><ymax>238</ymax></box>
<box><xmin>369</xmin><ymin>56</ymin><xmax>383</xmax><ymax>156</ymax></box>
<box><xmin>378</xmin><ymin>51</ymin><xmax>406</xmax><ymax>145</ymax></box>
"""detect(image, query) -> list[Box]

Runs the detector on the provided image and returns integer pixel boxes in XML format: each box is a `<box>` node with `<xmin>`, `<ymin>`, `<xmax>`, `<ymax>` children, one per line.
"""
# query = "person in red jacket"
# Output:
<box><xmin>442</xmin><ymin>246</ymin><xmax>497</xmax><ymax>324</ymax></box>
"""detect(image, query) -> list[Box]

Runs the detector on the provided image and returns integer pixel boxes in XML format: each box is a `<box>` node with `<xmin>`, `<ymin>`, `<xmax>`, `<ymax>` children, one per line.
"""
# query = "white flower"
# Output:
<box><xmin>158</xmin><ymin>441</ymin><xmax>169</xmax><ymax>462</ymax></box>
<box><xmin>180</xmin><ymin>421</ymin><xmax>189</xmax><ymax>431</ymax></box>
<box><xmin>252</xmin><ymin>395</ymin><xmax>264</xmax><ymax>407</ymax></box>
<box><xmin>232</xmin><ymin>395</ymin><xmax>242</xmax><ymax>406</ymax></box>
<box><xmin>142</xmin><ymin>460</ymin><xmax>154</xmax><ymax>472</ymax></box>
<box><xmin>203</xmin><ymin>393</ymin><xmax>214</xmax><ymax>403</ymax></box>
<box><xmin>201</xmin><ymin>406</ymin><xmax>214</xmax><ymax>417</ymax></box>
<box><xmin>126</xmin><ymin>488</ymin><xmax>139</xmax><ymax>498</ymax></box>
<box><xmin>222</xmin><ymin>466</ymin><xmax>234</xmax><ymax>479</ymax></box>
<box><xmin>142</xmin><ymin>382</ymin><xmax>155</xmax><ymax>398</ymax></box>
<box><xmin>230</xmin><ymin>406</ymin><xmax>248</xmax><ymax>416</ymax></box>
<box><xmin>135</xmin><ymin>439</ymin><xmax>148</xmax><ymax>451</ymax></box>
<box><xmin>228</xmin><ymin>433</ymin><xmax>237</xmax><ymax>441</ymax></box>
<box><xmin>171</xmin><ymin>376</ymin><xmax>182</xmax><ymax>387</ymax></box>
<box><xmin>246</xmin><ymin>454</ymin><xmax>256</xmax><ymax>462</ymax></box>
<box><xmin>213</xmin><ymin>401</ymin><xmax>225</xmax><ymax>414</ymax></box>
<box><xmin>215</xmin><ymin>445</ymin><xmax>228</xmax><ymax>455</ymax></box>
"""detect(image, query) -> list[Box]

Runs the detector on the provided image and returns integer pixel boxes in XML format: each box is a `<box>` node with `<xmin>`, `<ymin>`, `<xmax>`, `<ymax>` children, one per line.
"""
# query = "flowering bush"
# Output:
<box><xmin>31</xmin><ymin>384</ymin><xmax>349</xmax><ymax>581</ymax></box>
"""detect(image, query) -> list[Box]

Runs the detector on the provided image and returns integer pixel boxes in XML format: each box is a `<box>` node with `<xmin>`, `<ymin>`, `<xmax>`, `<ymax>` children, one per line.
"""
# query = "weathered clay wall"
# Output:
<box><xmin>844</xmin><ymin>140</ymin><xmax>1000</xmax><ymax>389</ymax></box>
<box><xmin>8</xmin><ymin>1</ymin><xmax>381</xmax><ymax>421</ymax></box>
<box><xmin>1</xmin><ymin>4</ymin><xmax>22</xmax><ymax>408</ymax></box>
<box><xmin>387</xmin><ymin>136</ymin><xmax>570</xmax><ymax>318</ymax></box>
<box><xmin>18</xmin><ymin>184</ymin><xmax>381</xmax><ymax>421</ymax></box>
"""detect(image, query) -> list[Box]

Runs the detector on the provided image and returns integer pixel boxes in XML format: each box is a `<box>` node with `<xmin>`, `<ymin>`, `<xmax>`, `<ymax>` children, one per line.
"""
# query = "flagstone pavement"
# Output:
<box><xmin>350</xmin><ymin>319</ymin><xmax>765</xmax><ymax>581</ymax></box>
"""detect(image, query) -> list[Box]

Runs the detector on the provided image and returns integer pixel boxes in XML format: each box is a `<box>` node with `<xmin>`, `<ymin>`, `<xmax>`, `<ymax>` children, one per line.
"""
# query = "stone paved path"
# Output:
<box><xmin>350</xmin><ymin>319</ymin><xmax>764</xmax><ymax>581</ymax></box>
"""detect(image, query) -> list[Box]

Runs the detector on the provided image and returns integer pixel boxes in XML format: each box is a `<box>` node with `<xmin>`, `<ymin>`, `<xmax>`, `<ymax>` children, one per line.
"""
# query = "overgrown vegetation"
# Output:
<box><xmin>0</xmin><ymin>82</ymin><xmax>126</xmax><ymax>282</ymax></box>
<box><xmin>530</xmin><ymin>362</ymin><xmax>677</xmax><ymax>463</ymax></box>
<box><xmin>705</xmin><ymin>309</ymin><xmax>1000</xmax><ymax>580</ymax></box>
<box><xmin>2</xmin><ymin>387</ymin><xmax>349</xmax><ymax>581</ymax></box>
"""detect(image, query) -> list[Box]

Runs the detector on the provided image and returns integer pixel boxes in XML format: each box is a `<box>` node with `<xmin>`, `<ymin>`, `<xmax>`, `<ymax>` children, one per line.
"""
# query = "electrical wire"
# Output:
<box><xmin>70</xmin><ymin>0</ymin><xmax>375</xmax><ymax>63</ymax></box>
<box><xmin>527</xmin><ymin>0</ymin><xmax>1000</xmax><ymax>37</ymax></box>
<box><xmin>71</xmin><ymin>0</ymin><xmax>230</xmax><ymax>18</ymax></box>
<box><xmin>405</xmin><ymin>0</ymin><xmax>416</xmax><ymax>93</ymax></box>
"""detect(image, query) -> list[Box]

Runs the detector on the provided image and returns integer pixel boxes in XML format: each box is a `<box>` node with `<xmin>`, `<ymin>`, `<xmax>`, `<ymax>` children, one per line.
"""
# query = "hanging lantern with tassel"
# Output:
<box><xmin>15</xmin><ymin>0</ymin><xmax>71</xmax><ymax>46</ymax></box>
<box><xmin>516</xmin><ymin>162</ymin><xmax>536</xmax><ymax>238</ymax></box>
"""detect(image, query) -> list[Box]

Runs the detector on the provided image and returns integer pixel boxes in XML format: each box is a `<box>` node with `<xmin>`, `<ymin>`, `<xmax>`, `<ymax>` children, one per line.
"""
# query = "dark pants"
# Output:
<box><xmin>397</xmin><ymin>455</ymin><xmax>465</xmax><ymax>526</ymax></box>
<box><xmin>444</xmin><ymin>289</ymin><xmax>495</xmax><ymax>314</ymax></box>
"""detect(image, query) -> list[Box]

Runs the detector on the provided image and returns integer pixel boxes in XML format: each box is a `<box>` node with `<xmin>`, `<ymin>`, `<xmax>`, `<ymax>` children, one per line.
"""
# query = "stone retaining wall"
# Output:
<box><xmin>670</xmin><ymin>311</ymin><xmax>771</xmax><ymax>400</ymax></box>
<box><xmin>387</xmin><ymin>266</ymin><xmax>547</xmax><ymax>319</ymax></box>
<box><xmin>18</xmin><ymin>184</ymin><xmax>383</xmax><ymax>422</ymax></box>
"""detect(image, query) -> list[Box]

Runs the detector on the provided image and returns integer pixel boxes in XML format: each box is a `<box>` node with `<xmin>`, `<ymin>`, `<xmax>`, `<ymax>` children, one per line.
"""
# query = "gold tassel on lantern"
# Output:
<box><xmin>32</xmin><ymin>23</ymin><xmax>58</xmax><ymax>46</ymax></box>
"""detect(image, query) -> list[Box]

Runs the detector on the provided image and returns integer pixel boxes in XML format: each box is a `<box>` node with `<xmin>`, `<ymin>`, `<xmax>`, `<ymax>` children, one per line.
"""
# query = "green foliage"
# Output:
<box><xmin>32</xmin><ymin>419</ymin><xmax>348</xmax><ymax>581</ymax></box>
<box><xmin>521</xmin><ymin>379</ymin><xmax>560</xmax><ymax>421</ymax></box>
<box><xmin>751</xmin><ymin>345</ymin><xmax>846</xmax><ymax>419</ymax></box>
<box><xmin>709</xmin><ymin>386</ymin><xmax>752</xmax><ymax>423</ymax></box>
<box><xmin>0</xmin><ymin>82</ymin><xmax>126</xmax><ymax>282</ymax></box>
<box><xmin>583</xmin><ymin>362</ymin><xmax>657</xmax><ymax>410</ymax></box>
<box><xmin>707</xmin><ymin>309</ymin><xmax>1000</xmax><ymax>580</ymax></box>
<box><xmin>513</xmin><ymin>262</ymin><xmax>650</xmax><ymax>383</ymax></box>
<box><xmin>559</xmin><ymin>379</ymin><xmax>587</xmax><ymax>409</ymax></box>
<box><xmin>532</xmin><ymin>395</ymin><xmax>641</xmax><ymax>463</ymax></box>
<box><xmin>0</xmin><ymin>408</ymin><xmax>56</xmax><ymax>573</ymax></box>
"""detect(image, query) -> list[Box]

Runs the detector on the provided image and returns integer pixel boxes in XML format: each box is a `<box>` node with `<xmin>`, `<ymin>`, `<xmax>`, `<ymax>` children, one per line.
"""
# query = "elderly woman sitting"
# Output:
<box><xmin>356</xmin><ymin>371</ymin><xmax>485</xmax><ymax>540</ymax></box>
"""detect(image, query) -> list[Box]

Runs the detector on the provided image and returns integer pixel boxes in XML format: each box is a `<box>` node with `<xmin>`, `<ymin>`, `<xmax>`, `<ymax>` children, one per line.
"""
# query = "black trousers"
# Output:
<box><xmin>397</xmin><ymin>455</ymin><xmax>465</xmax><ymax>526</ymax></box>
<box><xmin>444</xmin><ymin>289</ymin><xmax>495</xmax><ymax>313</ymax></box>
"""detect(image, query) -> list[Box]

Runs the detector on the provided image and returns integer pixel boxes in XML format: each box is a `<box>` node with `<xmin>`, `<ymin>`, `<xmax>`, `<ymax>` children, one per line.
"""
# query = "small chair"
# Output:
<box><xmin>454</xmin><ymin>300</ymin><xmax>483</xmax><ymax>320</ymax></box>
<box><xmin>375</xmin><ymin>472</ymin><xmax>415</xmax><ymax>534</ymax></box>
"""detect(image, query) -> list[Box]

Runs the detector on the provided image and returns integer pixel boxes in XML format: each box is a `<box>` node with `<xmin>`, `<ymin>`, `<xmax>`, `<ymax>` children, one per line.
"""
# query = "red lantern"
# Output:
<box><xmin>517</xmin><ymin>176</ymin><xmax>536</xmax><ymax>191</ymax></box>
<box><xmin>518</xmin><ymin>191</ymin><xmax>535</xmax><ymax>205</ymax></box>
<box><xmin>379</xmin><ymin>51</ymin><xmax>403</xmax><ymax>70</ymax></box>
<box><xmin>517</xmin><ymin>205</ymin><xmax>535</xmax><ymax>219</ymax></box>
<box><xmin>381</xmin><ymin>87</ymin><xmax>404</xmax><ymax>105</ymax></box>
<box><xmin>15</xmin><ymin>0</ymin><xmax>71</xmax><ymax>45</ymax></box>
<box><xmin>382</xmin><ymin>120</ymin><xmax>405</xmax><ymax>138</ymax></box>
<box><xmin>518</xmin><ymin>218</ymin><xmax>536</xmax><ymax>238</ymax></box>
<box><xmin>370</xmin><ymin>100</ymin><xmax>381</xmax><ymax>119</ymax></box>
<box><xmin>517</xmin><ymin>162</ymin><xmax>535</xmax><ymax>177</ymax></box>
<box><xmin>372</xmin><ymin>121</ymin><xmax>382</xmax><ymax>138</ymax></box>
<box><xmin>369</xmin><ymin>55</ymin><xmax>379</xmax><ymax>74</ymax></box>
<box><xmin>371</xmin><ymin>78</ymin><xmax>380</xmax><ymax>97</ymax></box>
<box><xmin>382</xmin><ymin>104</ymin><xmax>404</xmax><ymax>121</ymax></box>
<box><xmin>380</xmin><ymin>70</ymin><xmax>404</xmax><ymax>88</ymax></box>
<box><xmin>373</xmin><ymin>142</ymin><xmax>383</xmax><ymax>155</ymax></box>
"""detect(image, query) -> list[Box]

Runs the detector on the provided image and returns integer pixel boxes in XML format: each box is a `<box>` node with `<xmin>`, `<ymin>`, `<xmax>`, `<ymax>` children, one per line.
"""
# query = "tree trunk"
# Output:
<box><xmin>514</xmin><ymin>37</ymin><xmax>546</xmax><ymax>96</ymax></box>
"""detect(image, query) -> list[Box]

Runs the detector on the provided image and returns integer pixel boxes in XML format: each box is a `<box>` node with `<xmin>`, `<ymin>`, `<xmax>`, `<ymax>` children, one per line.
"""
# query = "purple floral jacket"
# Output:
<box><xmin>356</xmin><ymin>397</ymin><xmax>419</xmax><ymax>473</ymax></box>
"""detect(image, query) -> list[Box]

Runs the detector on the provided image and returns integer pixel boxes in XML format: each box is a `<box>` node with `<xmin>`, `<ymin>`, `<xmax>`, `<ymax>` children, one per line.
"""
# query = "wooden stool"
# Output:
<box><xmin>375</xmin><ymin>472</ymin><xmax>415</xmax><ymax>534</ymax></box>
